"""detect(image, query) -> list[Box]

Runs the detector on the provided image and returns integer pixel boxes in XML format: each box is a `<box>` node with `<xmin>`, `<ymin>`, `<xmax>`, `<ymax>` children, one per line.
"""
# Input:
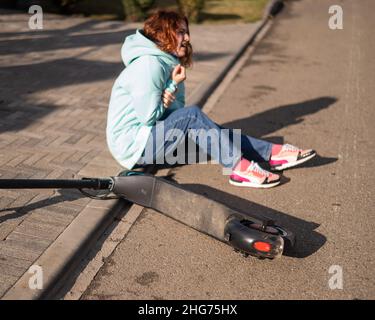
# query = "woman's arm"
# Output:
<box><xmin>128</xmin><ymin>56</ymin><xmax>170</xmax><ymax>126</ymax></box>
<box><xmin>161</xmin><ymin>65</ymin><xmax>186</xmax><ymax>108</ymax></box>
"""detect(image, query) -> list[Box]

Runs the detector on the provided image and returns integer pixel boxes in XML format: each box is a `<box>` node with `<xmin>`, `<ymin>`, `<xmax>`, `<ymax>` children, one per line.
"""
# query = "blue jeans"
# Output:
<box><xmin>138</xmin><ymin>106</ymin><xmax>272</xmax><ymax>168</ymax></box>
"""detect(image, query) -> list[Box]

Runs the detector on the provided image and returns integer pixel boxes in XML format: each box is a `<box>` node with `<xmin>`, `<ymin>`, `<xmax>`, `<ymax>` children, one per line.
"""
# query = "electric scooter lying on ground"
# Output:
<box><xmin>0</xmin><ymin>171</ymin><xmax>295</xmax><ymax>259</ymax></box>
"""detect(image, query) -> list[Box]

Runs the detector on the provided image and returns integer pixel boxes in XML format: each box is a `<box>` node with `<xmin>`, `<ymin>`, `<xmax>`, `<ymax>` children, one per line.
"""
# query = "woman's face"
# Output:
<box><xmin>175</xmin><ymin>21</ymin><xmax>190</xmax><ymax>58</ymax></box>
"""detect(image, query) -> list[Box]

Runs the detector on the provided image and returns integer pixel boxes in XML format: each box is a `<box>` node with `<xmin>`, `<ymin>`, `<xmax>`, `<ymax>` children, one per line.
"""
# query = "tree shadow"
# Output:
<box><xmin>0</xmin><ymin>15</ymin><xmax>134</xmax><ymax>41</ymax></box>
<box><xmin>193</xmin><ymin>51</ymin><xmax>230</xmax><ymax>62</ymax></box>
<box><xmin>0</xmin><ymin>57</ymin><xmax>123</xmax><ymax>133</ymax></box>
<box><xmin>221</xmin><ymin>96</ymin><xmax>339</xmax><ymax>169</ymax></box>
<box><xmin>0</xmin><ymin>18</ymin><xmax>137</xmax><ymax>133</ymax></box>
<box><xmin>161</xmin><ymin>173</ymin><xmax>326</xmax><ymax>258</ymax></box>
<box><xmin>222</xmin><ymin>96</ymin><xmax>337</xmax><ymax>137</ymax></box>
<box><xmin>0</xmin><ymin>100</ymin><xmax>51</xmax><ymax>133</ymax></box>
<box><xmin>199</xmin><ymin>12</ymin><xmax>242</xmax><ymax>22</ymax></box>
<box><xmin>0</xmin><ymin>189</ymin><xmax>88</xmax><ymax>224</ymax></box>
<box><xmin>0</xmin><ymin>27</ymin><xmax>136</xmax><ymax>55</ymax></box>
<box><xmin>1</xmin><ymin>57</ymin><xmax>122</xmax><ymax>93</ymax></box>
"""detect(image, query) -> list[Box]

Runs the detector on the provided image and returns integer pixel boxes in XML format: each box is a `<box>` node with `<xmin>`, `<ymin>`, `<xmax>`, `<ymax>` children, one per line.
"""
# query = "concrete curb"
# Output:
<box><xmin>2</xmin><ymin>2</ymin><xmax>281</xmax><ymax>300</ymax></box>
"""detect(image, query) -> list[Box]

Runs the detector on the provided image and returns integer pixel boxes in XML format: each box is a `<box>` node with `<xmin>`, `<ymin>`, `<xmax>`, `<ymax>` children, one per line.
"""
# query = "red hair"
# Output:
<box><xmin>143</xmin><ymin>10</ymin><xmax>193</xmax><ymax>68</ymax></box>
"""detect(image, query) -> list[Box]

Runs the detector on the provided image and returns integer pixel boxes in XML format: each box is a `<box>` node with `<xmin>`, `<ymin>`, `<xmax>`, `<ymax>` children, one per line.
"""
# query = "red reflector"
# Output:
<box><xmin>253</xmin><ymin>241</ymin><xmax>272</xmax><ymax>252</ymax></box>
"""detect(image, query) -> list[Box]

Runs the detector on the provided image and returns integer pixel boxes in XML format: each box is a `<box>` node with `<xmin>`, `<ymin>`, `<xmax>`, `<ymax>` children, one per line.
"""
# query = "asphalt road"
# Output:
<box><xmin>82</xmin><ymin>0</ymin><xmax>375</xmax><ymax>300</ymax></box>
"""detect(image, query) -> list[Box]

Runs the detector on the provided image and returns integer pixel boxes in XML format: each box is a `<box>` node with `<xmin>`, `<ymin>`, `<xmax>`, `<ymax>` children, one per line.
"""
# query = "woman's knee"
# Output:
<box><xmin>169</xmin><ymin>106</ymin><xmax>209</xmax><ymax>127</ymax></box>
<box><xmin>185</xmin><ymin>105</ymin><xmax>202</xmax><ymax>116</ymax></box>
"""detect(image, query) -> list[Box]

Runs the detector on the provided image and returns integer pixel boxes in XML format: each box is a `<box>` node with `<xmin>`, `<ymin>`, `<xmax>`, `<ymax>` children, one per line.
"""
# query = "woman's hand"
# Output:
<box><xmin>162</xmin><ymin>89</ymin><xmax>176</xmax><ymax>108</ymax></box>
<box><xmin>163</xmin><ymin>64</ymin><xmax>185</xmax><ymax>107</ymax></box>
<box><xmin>172</xmin><ymin>64</ymin><xmax>186</xmax><ymax>84</ymax></box>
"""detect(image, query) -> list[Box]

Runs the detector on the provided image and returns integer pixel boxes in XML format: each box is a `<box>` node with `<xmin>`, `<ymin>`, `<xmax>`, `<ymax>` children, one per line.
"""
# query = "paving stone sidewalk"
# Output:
<box><xmin>0</xmin><ymin>9</ymin><xmax>259</xmax><ymax>297</ymax></box>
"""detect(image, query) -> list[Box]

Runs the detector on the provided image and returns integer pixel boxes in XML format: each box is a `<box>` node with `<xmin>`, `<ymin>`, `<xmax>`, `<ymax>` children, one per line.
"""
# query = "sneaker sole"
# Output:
<box><xmin>229</xmin><ymin>178</ymin><xmax>281</xmax><ymax>189</ymax></box>
<box><xmin>271</xmin><ymin>152</ymin><xmax>316</xmax><ymax>171</ymax></box>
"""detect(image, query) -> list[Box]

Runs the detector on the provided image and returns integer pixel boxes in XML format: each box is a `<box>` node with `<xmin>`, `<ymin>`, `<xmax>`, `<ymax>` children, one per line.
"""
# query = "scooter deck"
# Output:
<box><xmin>112</xmin><ymin>172</ymin><xmax>271</xmax><ymax>240</ymax></box>
<box><xmin>112</xmin><ymin>171</ymin><xmax>295</xmax><ymax>258</ymax></box>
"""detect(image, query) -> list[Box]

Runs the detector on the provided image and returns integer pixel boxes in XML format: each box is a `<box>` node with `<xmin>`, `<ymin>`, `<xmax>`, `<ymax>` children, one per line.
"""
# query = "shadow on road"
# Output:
<box><xmin>0</xmin><ymin>18</ymin><xmax>136</xmax><ymax>133</ymax></box>
<box><xmin>162</xmin><ymin>175</ymin><xmax>326</xmax><ymax>259</ymax></box>
<box><xmin>222</xmin><ymin>96</ymin><xmax>337</xmax><ymax>137</ymax></box>
<box><xmin>193</xmin><ymin>51</ymin><xmax>230</xmax><ymax>62</ymax></box>
<box><xmin>0</xmin><ymin>189</ymin><xmax>88</xmax><ymax>226</ymax></box>
<box><xmin>0</xmin><ymin>19</ymin><xmax>135</xmax><ymax>55</ymax></box>
<box><xmin>0</xmin><ymin>57</ymin><xmax>118</xmax><ymax>132</ymax></box>
<box><xmin>223</xmin><ymin>96</ymin><xmax>339</xmax><ymax>170</ymax></box>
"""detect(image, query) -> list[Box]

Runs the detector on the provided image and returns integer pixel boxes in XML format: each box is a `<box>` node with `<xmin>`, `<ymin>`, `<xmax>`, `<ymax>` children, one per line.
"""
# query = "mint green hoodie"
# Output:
<box><xmin>106</xmin><ymin>29</ymin><xmax>185</xmax><ymax>169</ymax></box>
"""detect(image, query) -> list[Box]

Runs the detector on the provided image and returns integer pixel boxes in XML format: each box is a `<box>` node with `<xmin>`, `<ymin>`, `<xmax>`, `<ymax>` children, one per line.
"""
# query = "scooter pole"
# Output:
<box><xmin>0</xmin><ymin>178</ymin><xmax>112</xmax><ymax>190</ymax></box>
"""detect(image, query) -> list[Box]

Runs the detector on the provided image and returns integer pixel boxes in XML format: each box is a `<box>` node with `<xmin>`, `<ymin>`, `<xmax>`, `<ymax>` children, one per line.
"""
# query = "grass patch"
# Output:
<box><xmin>153</xmin><ymin>0</ymin><xmax>269</xmax><ymax>24</ymax></box>
<box><xmin>201</xmin><ymin>0</ymin><xmax>269</xmax><ymax>23</ymax></box>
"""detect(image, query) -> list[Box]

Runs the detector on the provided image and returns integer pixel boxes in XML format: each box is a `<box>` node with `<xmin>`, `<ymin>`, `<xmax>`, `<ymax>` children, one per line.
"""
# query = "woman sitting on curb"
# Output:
<box><xmin>106</xmin><ymin>10</ymin><xmax>316</xmax><ymax>188</ymax></box>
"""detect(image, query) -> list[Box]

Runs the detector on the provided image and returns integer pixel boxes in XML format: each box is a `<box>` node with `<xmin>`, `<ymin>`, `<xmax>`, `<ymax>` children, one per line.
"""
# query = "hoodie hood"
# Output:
<box><xmin>121</xmin><ymin>29</ymin><xmax>179</xmax><ymax>67</ymax></box>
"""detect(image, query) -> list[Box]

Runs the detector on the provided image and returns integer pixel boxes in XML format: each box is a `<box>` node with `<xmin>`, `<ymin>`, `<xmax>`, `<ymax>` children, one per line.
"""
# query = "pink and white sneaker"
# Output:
<box><xmin>269</xmin><ymin>144</ymin><xmax>316</xmax><ymax>171</ymax></box>
<box><xmin>229</xmin><ymin>158</ymin><xmax>281</xmax><ymax>188</ymax></box>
